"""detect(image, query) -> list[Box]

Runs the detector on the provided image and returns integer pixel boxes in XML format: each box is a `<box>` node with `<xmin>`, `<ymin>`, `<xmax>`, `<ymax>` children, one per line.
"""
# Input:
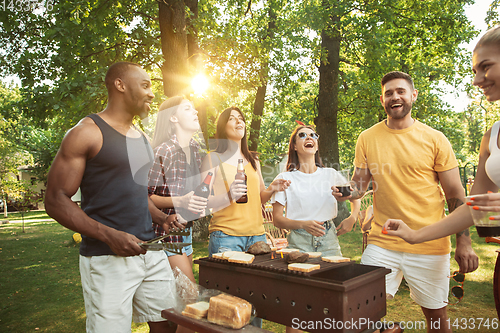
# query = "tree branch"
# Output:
<box><xmin>245</xmin><ymin>0</ymin><xmax>252</xmax><ymax>16</ymax></box>
<box><xmin>132</xmin><ymin>11</ymin><xmax>158</xmax><ymax>21</ymax></box>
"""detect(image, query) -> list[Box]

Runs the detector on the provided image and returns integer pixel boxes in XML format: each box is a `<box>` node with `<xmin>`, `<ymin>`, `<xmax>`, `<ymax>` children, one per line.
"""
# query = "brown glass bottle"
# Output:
<box><xmin>235</xmin><ymin>159</ymin><xmax>248</xmax><ymax>203</ymax></box>
<box><xmin>184</xmin><ymin>172</ymin><xmax>213</xmax><ymax>224</ymax></box>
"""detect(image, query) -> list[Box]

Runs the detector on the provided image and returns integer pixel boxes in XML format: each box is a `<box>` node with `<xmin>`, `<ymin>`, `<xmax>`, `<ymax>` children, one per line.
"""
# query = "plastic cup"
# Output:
<box><xmin>467</xmin><ymin>196</ymin><xmax>500</xmax><ymax>237</ymax></box>
<box><xmin>336</xmin><ymin>170</ymin><xmax>352</xmax><ymax>197</ymax></box>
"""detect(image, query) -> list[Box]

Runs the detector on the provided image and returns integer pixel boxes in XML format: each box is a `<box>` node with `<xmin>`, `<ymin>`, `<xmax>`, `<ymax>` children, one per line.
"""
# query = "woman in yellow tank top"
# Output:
<box><xmin>200</xmin><ymin>106</ymin><xmax>290</xmax><ymax>256</ymax></box>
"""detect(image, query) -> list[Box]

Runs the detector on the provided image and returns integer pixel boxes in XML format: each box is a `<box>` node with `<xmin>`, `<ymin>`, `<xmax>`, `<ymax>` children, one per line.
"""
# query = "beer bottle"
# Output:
<box><xmin>184</xmin><ymin>172</ymin><xmax>213</xmax><ymax>223</ymax></box>
<box><xmin>235</xmin><ymin>159</ymin><xmax>248</xmax><ymax>204</ymax></box>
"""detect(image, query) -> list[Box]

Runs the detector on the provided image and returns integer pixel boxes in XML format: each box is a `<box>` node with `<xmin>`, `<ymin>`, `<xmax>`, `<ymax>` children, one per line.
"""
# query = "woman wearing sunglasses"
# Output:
<box><xmin>200</xmin><ymin>106</ymin><xmax>290</xmax><ymax>257</ymax></box>
<box><xmin>383</xmin><ymin>26</ymin><xmax>500</xmax><ymax>245</ymax></box>
<box><xmin>271</xmin><ymin>125</ymin><xmax>360</xmax><ymax>257</ymax></box>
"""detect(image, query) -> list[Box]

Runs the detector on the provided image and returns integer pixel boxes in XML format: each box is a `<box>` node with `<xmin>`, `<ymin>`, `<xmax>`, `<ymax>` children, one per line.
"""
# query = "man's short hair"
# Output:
<box><xmin>105</xmin><ymin>62</ymin><xmax>141</xmax><ymax>92</ymax></box>
<box><xmin>381</xmin><ymin>71</ymin><xmax>414</xmax><ymax>90</ymax></box>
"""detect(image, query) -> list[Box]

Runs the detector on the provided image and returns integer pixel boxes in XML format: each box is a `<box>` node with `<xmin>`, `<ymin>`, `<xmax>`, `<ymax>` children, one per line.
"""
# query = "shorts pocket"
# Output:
<box><xmin>210</xmin><ymin>230</ymin><xmax>229</xmax><ymax>239</ymax></box>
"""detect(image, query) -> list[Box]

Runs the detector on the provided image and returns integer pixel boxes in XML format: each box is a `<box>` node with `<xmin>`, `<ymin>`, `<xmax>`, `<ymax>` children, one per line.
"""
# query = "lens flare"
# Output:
<box><xmin>192</xmin><ymin>74</ymin><xmax>209</xmax><ymax>95</ymax></box>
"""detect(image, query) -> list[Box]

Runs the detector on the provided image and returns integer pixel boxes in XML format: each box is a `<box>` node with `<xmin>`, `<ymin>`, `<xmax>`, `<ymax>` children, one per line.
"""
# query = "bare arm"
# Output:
<box><xmin>149</xmin><ymin>194</ymin><xmax>174</xmax><ymax>209</ymax></box>
<box><xmin>438</xmin><ymin>167</ymin><xmax>478</xmax><ymax>273</ymax></box>
<box><xmin>257</xmin><ymin>162</ymin><xmax>291</xmax><ymax>204</ymax></box>
<box><xmin>349</xmin><ymin>167</ymin><xmax>372</xmax><ymax>200</ymax></box>
<box><xmin>336</xmin><ymin>198</ymin><xmax>361</xmax><ymax>236</ymax></box>
<box><xmin>147</xmin><ymin>196</ymin><xmax>185</xmax><ymax>231</ymax></box>
<box><xmin>466</xmin><ymin>126</ymin><xmax>500</xmax><ymax>211</ymax></box>
<box><xmin>45</xmin><ymin>120</ymin><xmax>146</xmax><ymax>257</ymax></box>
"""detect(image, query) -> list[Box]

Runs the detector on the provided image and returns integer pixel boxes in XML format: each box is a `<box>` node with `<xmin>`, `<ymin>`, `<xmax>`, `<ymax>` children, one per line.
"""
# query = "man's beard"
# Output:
<box><xmin>384</xmin><ymin>100</ymin><xmax>412</xmax><ymax>120</ymax></box>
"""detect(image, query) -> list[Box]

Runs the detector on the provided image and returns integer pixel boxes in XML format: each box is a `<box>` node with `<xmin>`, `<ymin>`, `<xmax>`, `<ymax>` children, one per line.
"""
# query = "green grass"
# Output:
<box><xmin>1</xmin><ymin>210</ymin><xmax>54</xmax><ymax>221</ymax></box>
<box><xmin>1</xmin><ymin>217</ymin><xmax>498</xmax><ymax>332</ymax></box>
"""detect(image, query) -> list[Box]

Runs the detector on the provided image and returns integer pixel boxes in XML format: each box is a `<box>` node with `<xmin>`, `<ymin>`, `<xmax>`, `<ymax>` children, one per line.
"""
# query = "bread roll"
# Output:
<box><xmin>246</xmin><ymin>241</ymin><xmax>271</xmax><ymax>255</ymax></box>
<box><xmin>207</xmin><ymin>294</ymin><xmax>252</xmax><ymax>329</ymax></box>
<box><xmin>285</xmin><ymin>252</ymin><xmax>309</xmax><ymax>263</ymax></box>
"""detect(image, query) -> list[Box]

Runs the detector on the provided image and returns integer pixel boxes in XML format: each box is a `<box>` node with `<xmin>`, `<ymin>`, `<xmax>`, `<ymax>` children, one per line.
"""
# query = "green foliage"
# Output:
<box><xmin>7</xmin><ymin>180</ymin><xmax>42</xmax><ymax>232</ymax></box>
<box><xmin>0</xmin><ymin>1</ymin><xmax>167</xmax><ymax>178</ymax></box>
<box><xmin>486</xmin><ymin>0</ymin><xmax>500</xmax><ymax>27</ymax></box>
<box><xmin>310</xmin><ymin>0</ymin><xmax>476</xmax><ymax>163</ymax></box>
<box><xmin>0</xmin><ymin>82</ymin><xmax>58</xmax><ymax>183</ymax></box>
<box><xmin>0</xmin><ymin>0</ymin><xmax>487</xmax><ymax>176</ymax></box>
<box><xmin>459</xmin><ymin>90</ymin><xmax>500</xmax><ymax>165</ymax></box>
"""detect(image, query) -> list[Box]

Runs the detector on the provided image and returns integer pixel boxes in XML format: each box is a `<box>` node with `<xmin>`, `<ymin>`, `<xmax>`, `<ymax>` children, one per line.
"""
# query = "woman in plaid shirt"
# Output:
<box><xmin>148</xmin><ymin>96</ymin><xmax>208</xmax><ymax>285</ymax></box>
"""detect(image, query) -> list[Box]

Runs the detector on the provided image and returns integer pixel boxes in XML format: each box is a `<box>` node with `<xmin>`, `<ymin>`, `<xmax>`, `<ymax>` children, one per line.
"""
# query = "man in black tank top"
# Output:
<box><xmin>45</xmin><ymin>62</ymin><xmax>178</xmax><ymax>332</ymax></box>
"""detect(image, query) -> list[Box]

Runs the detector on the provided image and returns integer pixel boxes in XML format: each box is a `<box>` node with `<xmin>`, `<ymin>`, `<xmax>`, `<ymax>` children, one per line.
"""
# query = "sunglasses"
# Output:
<box><xmin>297</xmin><ymin>132</ymin><xmax>319</xmax><ymax>140</ymax></box>
<box><xmin>445</xmin><ymin>271</ymin><xmax>465</xmax><ymax>305</ymax></box>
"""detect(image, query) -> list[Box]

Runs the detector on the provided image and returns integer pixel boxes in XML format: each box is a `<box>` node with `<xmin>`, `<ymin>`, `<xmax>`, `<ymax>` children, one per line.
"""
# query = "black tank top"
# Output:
<box><xmin>79</xmin><ymin>114</ymin><xmax>156</xmax><ymax>256</ymax></box>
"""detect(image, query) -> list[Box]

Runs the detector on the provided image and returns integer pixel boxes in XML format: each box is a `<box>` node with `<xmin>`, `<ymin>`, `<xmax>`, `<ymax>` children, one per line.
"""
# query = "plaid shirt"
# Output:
<box><xmin>148</xmin><ymin>135</ymin><xmax>203</xmax><ymax>242</ymax></box>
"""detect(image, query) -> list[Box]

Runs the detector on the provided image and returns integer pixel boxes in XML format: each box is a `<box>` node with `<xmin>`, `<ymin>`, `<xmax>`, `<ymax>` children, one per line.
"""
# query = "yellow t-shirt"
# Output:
<box><xmin>354</xmin><ymin>120</ymin><xmax>458</xmax><ymax>255</ymax></box>
<box><xmin>209</xmin><ymin>161</ymin><xmax>265</xmax><ymax>236</ymax></box>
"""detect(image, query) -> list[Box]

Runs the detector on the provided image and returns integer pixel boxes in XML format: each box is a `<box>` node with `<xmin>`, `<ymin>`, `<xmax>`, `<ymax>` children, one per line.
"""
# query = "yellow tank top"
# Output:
<box><xmin>209</xmin><ymin>161</ymin><xmax>265</xmax><ymax>236</ymax></box>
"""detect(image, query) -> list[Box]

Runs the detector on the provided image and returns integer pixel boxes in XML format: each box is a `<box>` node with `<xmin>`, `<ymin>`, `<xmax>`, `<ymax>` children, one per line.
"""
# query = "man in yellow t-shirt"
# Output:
<box><xmin>347</xmin><ymin>71</ymin><xmax>478</xmax><ymax>332</ymax></box>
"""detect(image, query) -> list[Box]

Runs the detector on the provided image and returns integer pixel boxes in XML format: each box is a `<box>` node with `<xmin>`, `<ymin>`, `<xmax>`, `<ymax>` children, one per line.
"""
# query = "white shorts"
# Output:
<box><xmin>361</xmin><ymin>244</ymin><xmax>450</xmax><ymax>310</ymax></box>
<box><xmin>80</xmin><ymin>251</ymin><xmax>177</xmax><ymax>333</ymax></box>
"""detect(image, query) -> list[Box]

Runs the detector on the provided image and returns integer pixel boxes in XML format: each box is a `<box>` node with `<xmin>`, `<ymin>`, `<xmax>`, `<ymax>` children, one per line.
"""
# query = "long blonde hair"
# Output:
<box><xmin>474</xmin><ymin>26</ymin><xmax>500</xmax><ymax>51</ymax></box>
<box><xmin>151</xmin><ymin>96</ymin><xmax>184</xmax><ymax>149</ymax></box>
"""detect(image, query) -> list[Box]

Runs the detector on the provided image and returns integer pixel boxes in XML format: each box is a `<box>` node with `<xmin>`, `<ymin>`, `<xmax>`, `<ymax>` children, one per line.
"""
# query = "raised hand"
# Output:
<box><xmin>382</xmin><ymin>219</ymin><xmax>418</xmax><ymax>244</ymax></box>
<box><xmin>302</xmin><ymin>220</ymin><xmax>326</xmax><ymax>237</ymax></box>
<box><xmin>183</xmin><ymin>191</ymin><xmax>209</xmax><ymax>214</ymax></box>
<box><xmin>229</xmin><ymin>179</ymin><xmax>247</xmax><ymax>202</ymax></box>
<box><xmin>467</xmin><ymin>192</ymin><xmax>500</xmax><ymax>220</ymax></box>
<box><xmin>268</xmin><ymin>178</ymin><xmax>291</xmax><ymax>193</ymax></box>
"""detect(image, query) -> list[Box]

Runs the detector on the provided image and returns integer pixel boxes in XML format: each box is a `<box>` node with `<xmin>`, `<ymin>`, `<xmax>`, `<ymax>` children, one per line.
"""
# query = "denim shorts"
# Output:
<box><xmin>165</xmin><ymin>227</ymin><xmax>193</xmax><ymax>257</ymax></box>
<box><xmin>287</xmin><ymin>220</ymin><xmax>342</xmax><ymax>257</ymax></box>
<box><xmin>208</xmin><ymin>230</ymin><xmax>266</xmax><ymax>257</ymax></box>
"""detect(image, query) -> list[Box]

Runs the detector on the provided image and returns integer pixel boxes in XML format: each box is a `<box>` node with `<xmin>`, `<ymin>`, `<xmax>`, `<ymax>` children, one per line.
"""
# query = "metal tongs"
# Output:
<box><xmin>139</xmin><ymin>228</ymin><xmax>192</xmax><ymax>254</ymax></box>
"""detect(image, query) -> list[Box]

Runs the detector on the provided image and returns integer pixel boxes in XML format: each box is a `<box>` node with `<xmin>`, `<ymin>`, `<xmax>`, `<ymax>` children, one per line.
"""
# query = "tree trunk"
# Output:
<box><xmin>316</xmin><ymin>11</ymin><xmax>349</xmax><ymax>224</ymax></box>
<box><xmin>158</xmin><ymin>0</ymin><xmax>190</xmax><ymax>97</ymax></box>
<box><xmin>249</xmin><ymin>85</ymin><xmax>267</xmax><ymax>151</ymax></box>
<box><xmin>2</xmin><ymin>198</ymin><xmax>7</xmax><ymax>218</ymax></box>
<box><xmin>249</xmin><ymin>2</ymin><xmax>276</xmax><ymax>152</ymax></box>
<box><xmin>184</xmin><ymin>0</ymin><xmax>210</xmax><ymax>145</ymax></box>
<box><xmin>185</xmin><ymin>0</ymin><xmax>200</xmax><ymax>70</ymax></box>
<box><xmin>315</xmin><ymin>21</ymin><xmax>341</xmax><ymax>169</ymax></box>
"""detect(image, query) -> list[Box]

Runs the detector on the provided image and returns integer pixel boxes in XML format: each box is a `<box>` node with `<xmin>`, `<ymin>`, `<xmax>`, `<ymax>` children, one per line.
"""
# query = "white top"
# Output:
<box><xmin>271</xmin><ymin>167</ymin><xmax>344</xmax><ymax>222</ymax></box>
<box><xmin>486</xmin><ymin>121</ymin><xmax>500</xmax><ymax>188</ymax></box>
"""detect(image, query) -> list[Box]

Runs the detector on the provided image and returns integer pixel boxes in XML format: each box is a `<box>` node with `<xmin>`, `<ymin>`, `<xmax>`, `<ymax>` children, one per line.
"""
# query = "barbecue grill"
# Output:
<box><xmin>195</xmin><ymin>254</ymin><xmax>390</xmax><ymax>333</ymax></box>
